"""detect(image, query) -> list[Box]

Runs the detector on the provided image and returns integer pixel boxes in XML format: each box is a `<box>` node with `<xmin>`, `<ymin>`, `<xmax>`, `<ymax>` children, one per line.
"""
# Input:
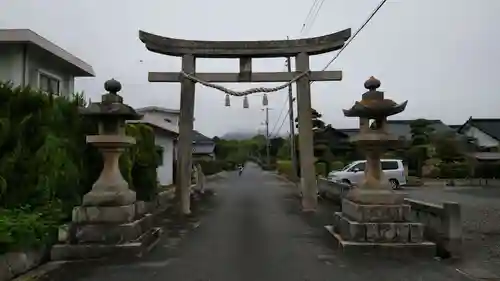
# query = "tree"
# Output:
<box><xmin>277</xmin><ymin>139</ymin><xmax>291</xmax><ymax>160</ymax></box>
<box><xmin>295</xmin><ymin>108</ymin><xmax>325</xmax><ymax>131</ymax></box>
<box><xmin>433</xmin><ymin>132</ymin><xmax>464</xmax><ymax>163</ymax></box>
<box><xmin>408</xmin><ymin>119</ymin><xmax>435</xmax><ymax>177</ymax></box>
<box><xmin>269</xmin><ymin>137</ymin><xmax>285</xmax><ymax>158</ymax></box>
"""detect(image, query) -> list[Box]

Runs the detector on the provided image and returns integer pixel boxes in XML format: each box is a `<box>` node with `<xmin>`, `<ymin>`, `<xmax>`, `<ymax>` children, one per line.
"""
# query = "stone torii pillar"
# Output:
<box><xmin>139</xmin><ymin>29</ymin><xmax>351</xmax><ymax>213</ymax></box>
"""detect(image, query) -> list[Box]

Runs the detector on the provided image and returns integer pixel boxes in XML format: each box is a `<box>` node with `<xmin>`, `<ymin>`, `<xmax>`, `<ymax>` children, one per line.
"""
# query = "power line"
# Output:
<box><xmin>300</xmin><ymin>0</ymin><xmax>321</xmax><ymax>35</ymax></box>
<box><xmin>268</xmin><ymin>0</ymin><xmax>326</xmax><ymax>139</ymax></box>
<box><xmin>302</xmin><ymin>0</ymin><xmax>326</xmax><ymax>36</ymax></box>
<box><xmin>269</xmin><ymin>97</ymin><xmax>289</xmax><ymax>136</ymax></box>
<box><xmin>272</xmin><ymin>109</ymin><xmax>291</xmax><ymax>138</ymax></box>
<box><xmin>319</xmin><ymin>0</ymin><xmax>388</xmax><ymax>73</ymax></box>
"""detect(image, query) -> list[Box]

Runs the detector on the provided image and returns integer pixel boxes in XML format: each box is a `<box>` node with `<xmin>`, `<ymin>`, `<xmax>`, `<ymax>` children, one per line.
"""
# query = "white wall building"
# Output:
<box><xmin>0</xmin><ymin>29</ymin><xmax>94</xmax><ymax>96</ymax></box>
<box><xmin>134</xmin><ymin>106</ymin><xmax>215</xmax><ymax>186</ymax></box>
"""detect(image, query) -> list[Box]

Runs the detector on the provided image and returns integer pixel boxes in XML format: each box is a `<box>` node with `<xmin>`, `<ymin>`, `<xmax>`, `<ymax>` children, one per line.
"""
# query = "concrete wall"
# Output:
<box><xmin>193</xmin><ymin>142</ymin><xmax>215</xmax><ymax>156</ymax></box>
<box><xmin>154</xmin><ymin>130</ymin><xmax>175</xmax><ymax>186</ymax></box>
<box><xmin>140</xmin><ymin>111</ymin><xmax>179</xmax><ymax>133</ymax></box>
<box><xmin>405</xmin><ymin>199</ymin><xmax>462</xmax><ymax>258</ymax></box>
<box><xmin>463</xmin><ymin>125</ymin><xmax>499</xmax><ymax>148</ymax></box>
<box><xmin>0</xmin><ymin>43</ymin><xmax>24</xmax><ymax>85</ymax></box>
<box><xmin>0</xmin><ymin>44</ymin><xmax>74</xmax><ymax>97</ymax></box>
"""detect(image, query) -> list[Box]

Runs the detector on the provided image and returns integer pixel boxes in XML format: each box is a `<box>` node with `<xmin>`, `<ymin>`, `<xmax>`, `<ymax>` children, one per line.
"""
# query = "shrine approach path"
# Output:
<box><xmin>58</xmin><ymin>162</ymin><xmax>470</xmax><ymax>281</ymax></box>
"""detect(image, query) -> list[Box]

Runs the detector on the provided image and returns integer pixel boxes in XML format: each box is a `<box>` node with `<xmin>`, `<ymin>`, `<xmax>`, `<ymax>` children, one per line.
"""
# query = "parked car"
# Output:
<box><xmin>327</xmin><ymin>159</ymin><xmax>406</xmax><ymax>189</ymax></box>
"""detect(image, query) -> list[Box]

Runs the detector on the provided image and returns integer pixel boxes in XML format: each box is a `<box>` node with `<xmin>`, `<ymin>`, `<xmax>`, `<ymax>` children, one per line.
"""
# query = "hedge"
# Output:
<box><xmin>277</xmin><ymin>160</ymin><xmax>295</xmax><ymax>180</ymax></box>
<box><xmin>196</xmin><ymin>159</ymin><xmax>225</xmax><ymax>175</ymax></box>
<box><xmin>0</xmin><ymin>82</ymin><xmax>158</xmax><ymax>253</ymax></box>
<box><xmin>438</xmin><ymin>162</ymin><xmax>469</xmax><ymax>179</ymax></box>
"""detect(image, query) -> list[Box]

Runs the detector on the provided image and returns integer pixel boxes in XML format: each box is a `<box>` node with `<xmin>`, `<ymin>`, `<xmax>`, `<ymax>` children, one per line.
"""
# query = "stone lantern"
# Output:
<box><xmin>79</xmin><ymin>79</ymin><xmax>140</xmax><ymax>207</ymax></box>
<box><xmin>326</xmin><ymin>77</ymin><xmax>435</xmax><ymax>257</ymax></box>
<box><xmin>51</xmin><ymin>79</ymin><xmax>160</xmax><ymax>261</ymax></box>
<box><xmin>342</xmin><ymin>76</ymin><xmax>408</xmax><ymax>201</ymax></box>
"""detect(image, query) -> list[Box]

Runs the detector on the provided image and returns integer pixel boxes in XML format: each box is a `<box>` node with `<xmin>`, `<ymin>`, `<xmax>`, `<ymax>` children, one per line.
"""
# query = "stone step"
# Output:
<box><xmin>333</xmin><ymin>212</ymin><xmax>425</xmax><ymax>243</ymax></box>
<box><xmin>325</xmin><ymin>225</ymin><xmax>436</xmax><ymax>258</ymax></box>
<box><xmin>50</xmin><ymin>227</ymin><xmax>162</xmax><ymax>261</ymax></box>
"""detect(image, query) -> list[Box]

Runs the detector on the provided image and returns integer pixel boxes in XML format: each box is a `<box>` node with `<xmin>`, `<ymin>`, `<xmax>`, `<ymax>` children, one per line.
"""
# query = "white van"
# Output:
<box><xmin>327</xmin><ymin>159</ymin><xmax>406</xmax><ymax>189</ymax></box>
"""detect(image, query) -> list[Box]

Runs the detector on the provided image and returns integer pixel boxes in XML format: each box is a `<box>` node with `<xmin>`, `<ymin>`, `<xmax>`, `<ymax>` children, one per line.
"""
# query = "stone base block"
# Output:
<box><xmin>50</xmin><ymin>227</ymin><xmax>162</xmax><ymax>261</ymax></box>
<box><xmin>325</xmin><ymin>225</ymin><xmax>436</xmax><ymax>258</ymax></box>
<box><xmin>346</xmin><ymin>188</ymin><xmax>406</xmax><ymax>205</ymax></box>
<box><xmin>334</xmin><ymin>212</ymin><xmax>424</xmax><ymax>243</ymax></box>
<box><xmin>71</xmin><ymin>213</ymin><xmax>155</xmax><ymax>244</ymax></box>
<box><xmin>72</xmin><ymin>204</ymin><xmax>136</xmax><ymax>224</ymax></box>
<box><xmin>342</xmin><ymin>199</ymin><xmax>410</xmax><ymax>222</ymax></box>
<box><xmin>82</xmin><ymin>189</ymin><xmax>136</xmax><ymax>207</ymax></box>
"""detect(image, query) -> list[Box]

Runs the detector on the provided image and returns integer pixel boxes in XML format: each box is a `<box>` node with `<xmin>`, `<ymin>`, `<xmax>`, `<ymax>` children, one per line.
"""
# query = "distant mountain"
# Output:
<box><xmin>220</xmin><ymin>131</ymin><xmax>257</xmax><ymax>140</ymax></box>
<box><xmin>220</xmin><ymin>131</ymin><xmax>289</xmax><ymax>140</ymax></box>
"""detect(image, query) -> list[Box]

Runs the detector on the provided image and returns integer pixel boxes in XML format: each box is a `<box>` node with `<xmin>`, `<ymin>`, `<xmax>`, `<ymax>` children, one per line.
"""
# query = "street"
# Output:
<box><xmin>48</xmin><ymin>163</ymin><xmax>471</xmax><ymax>281</ymax></box>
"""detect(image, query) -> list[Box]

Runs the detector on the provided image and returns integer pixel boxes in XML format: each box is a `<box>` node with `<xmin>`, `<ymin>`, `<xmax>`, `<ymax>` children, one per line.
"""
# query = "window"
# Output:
<box><xmin>381</xmin><ymin>161</ymin><xmax>399</xmax><ymax>170</ymax></box>
<box><xmin>39</xmin><ymin>72</ymin><xmax>60</xmax><ymax>95</ymax></box>
<box><xmin>155</xmin><ymin>146</ymin><xmax>164</xmax><ymax>166</ymax></box>
<box><xmin>349</xmin><ymin>162</ymin><xmax>365</xmax><ymax>172</ymax></box>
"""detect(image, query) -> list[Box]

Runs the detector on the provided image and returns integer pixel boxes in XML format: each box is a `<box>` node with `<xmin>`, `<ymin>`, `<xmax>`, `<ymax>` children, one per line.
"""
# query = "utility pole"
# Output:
<box><xmin>286</xmin><ymin>42</ymin><xmax>298</xmax><ymax>181</ymax></box>
<box><xmin>265</xmin><ymin>106</ymin><xmax>271</xmax><ymax>166</ymax></box>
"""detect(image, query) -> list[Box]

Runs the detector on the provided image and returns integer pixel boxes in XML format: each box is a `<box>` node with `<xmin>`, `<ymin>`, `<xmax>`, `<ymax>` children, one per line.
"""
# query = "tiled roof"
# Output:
<box><xmin>460</xmin><ymin>118</ymin><xmax>500</xmax><ymax>141</ymax></box>
<box><xmin>136</xmin><ymin>106</ymin><xmax>180</xmax><ymax>115</ymax></box>
<box><xmin>384</xmin><ymin>119</ymin><xmax>454</xmax><ymax>140</ymax></box>
<box><xmin>193</xmin><ymin>130</ymin><xmax>213</xmax><ymax>143</ymax></box>
<box><xmin>337</xmin><ymin>119</ymin><xmax>455</xmax><ymax>140</ymax></box>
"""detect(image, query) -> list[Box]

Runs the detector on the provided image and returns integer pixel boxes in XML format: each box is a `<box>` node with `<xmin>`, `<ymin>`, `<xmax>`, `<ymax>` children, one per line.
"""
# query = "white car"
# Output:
<box><xmin>327</xmin><ymin>159</ymin><xmax>406</xmax><ymax>189</ymax></box>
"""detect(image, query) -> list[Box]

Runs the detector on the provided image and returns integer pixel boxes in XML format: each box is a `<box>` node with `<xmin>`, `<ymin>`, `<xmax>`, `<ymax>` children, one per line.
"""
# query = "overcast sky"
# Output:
<box><xmin>1</xmin><ymin>0</ymin><xmax>499</xmax><ymax>137</ymax></box>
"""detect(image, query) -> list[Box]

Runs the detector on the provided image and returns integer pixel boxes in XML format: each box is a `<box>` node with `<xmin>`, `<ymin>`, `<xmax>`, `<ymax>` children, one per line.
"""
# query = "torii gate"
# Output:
<box><xmin>139</xmin><ymin>29</ymin><xmax>351</xmax><ymax>214</ymax></box>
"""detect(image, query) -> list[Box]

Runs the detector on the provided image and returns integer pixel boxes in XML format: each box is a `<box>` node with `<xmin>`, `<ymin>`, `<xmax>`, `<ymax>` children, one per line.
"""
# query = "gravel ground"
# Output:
<box><xmin>405</xmin><ymin>186</ymin><xmax>500</xmax><ymax>276</ymax></box>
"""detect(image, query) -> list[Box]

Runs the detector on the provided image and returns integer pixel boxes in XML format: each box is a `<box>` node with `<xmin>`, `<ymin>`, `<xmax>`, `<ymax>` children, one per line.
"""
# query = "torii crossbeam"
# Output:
<box><xmin>139</xmin><ymin>28</ymin><xmax>351</xmax><ymax>214</ymax></box>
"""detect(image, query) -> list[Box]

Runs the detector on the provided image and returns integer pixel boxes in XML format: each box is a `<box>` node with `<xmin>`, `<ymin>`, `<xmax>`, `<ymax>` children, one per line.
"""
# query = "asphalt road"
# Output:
<box><xmin>54</xmin><ymin>163</ymin><xmax>472</xmax><ymax>281</ymax></box>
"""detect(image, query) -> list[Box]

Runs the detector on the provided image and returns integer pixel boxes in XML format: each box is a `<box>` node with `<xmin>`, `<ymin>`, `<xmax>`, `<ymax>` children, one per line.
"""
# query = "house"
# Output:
<box><xmin>192</xmin><ymin>130</ymin><xmax>216</xmax><ymax>159</ymax></box>
<box><xmin>0</xmin><ymin>29</ymin><xmax>94</xmax><ymax>96</ymax></box>
<box><xmin>134</xmin><ymin>106</ymin><xmax>215</xmax><ymax>185</ymax></box>
<box><xmin>316</xmin><ymin>125</ymin><xmax>352</xmax><ymax>153</ymax></box>
<box><xmin>135</xmin><ymin>106</ymin><xmax>215</xmax><ymax>158</ymax></box>
<box><xmin>457</xmin><ymin>118</ymin><xmax>500</xmax><ymax>151</ymax></box>
<box><xmin>339</xmin><ymin>119</ymin><xmax>455</xmax><ymax>141</ymax></box>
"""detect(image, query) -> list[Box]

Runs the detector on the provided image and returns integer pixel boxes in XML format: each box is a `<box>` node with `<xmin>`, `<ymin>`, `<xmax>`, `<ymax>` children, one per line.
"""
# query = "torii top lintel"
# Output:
<box><xmin>138</xmin><ymin>29</ymin><xmax>351</xmax><ymax>59</ymax></box>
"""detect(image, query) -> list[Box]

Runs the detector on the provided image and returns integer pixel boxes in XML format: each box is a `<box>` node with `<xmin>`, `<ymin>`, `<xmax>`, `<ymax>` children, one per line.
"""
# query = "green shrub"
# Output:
<box><xmin>0</xmin><ymin>82</ymin><xmax>161</xmax><ymax>252</ymax></box>
<box><xmin>126</xmin><ymin>124</ymin><xmax>158</xmax><ymax>201</ymax></box>
<box><xmin>0</xmin><ymin>201</ymin><xmax>63</xmax><ymax>252</ymax></box>
<box><xmin>315</xmin><ymin>162</ymin><xmax>327</xmax><ymax>176</ymax></box>
<box><xmin>197</xmin><ymin>159</ymin><xmax>224</xmax><ymax>175</ymax></box>
<box><xmin>0</xmin><ymin>83</ymin><xmax>86</xmax><ymax>214</ymax></box>
<box><xmin>330</xmin><ymin>161</ymin><xmax>345</xmax><ymax>171</ymax></box>
<box><xmin>438</xmin><ymin>162</ymin><xmax>470</xmax><ymax>179</ymax></box>
<box><xmin>277</xmin><ymin>160</ymin><xmax>294</xmax><ymax>179</ymax></box>
<box><xmin>474</xmin><ymin>163</ymin><xmax>500</xmax><ymax>178</ymax></box>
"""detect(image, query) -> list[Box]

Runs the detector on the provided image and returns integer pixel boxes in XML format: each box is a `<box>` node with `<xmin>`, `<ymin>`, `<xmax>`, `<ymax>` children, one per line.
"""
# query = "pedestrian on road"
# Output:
<box><xmin>238</xmin><ymin>164</ymin><xmax>244</xmax><ymax>176</ymax></box>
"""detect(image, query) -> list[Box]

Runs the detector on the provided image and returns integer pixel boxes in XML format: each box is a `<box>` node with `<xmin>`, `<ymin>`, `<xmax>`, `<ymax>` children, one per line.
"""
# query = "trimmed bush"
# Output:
<box><xmin>197</xmin><ymin>159</ymin><xmax>225</xmax><ymax>175</ymax></box>
<box><xmin>0</xmin><ymin>82</ymin><xmax>159</xmax><ymax>253</ymax></box>
<box><xmin>474</xmin><ymin>162</ymin><xmax>500</xmax><ymax>179</ymax></box>
<box><xmin>315</xmin><ymin>162</ymin><xmax>327</xmax><ymax>176</ymax></box>
<box><xmin>438</xmin><ymin>162</ymin><xmax>470</xmax><ymax>179</ymax></box>
<box><xmin>330</xmin><ymin>161</ymin><xmax>345</xmax><ymax>171</ymax></box>
<box><xmin>126</xmin><ymin>124</ymin><xmax>159</xmax><ymax>201</ymax></box>
<box><xmin>277</xmin><ymin>160</ymin><xmax>295</xmax><ymax>180</ymax></box>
